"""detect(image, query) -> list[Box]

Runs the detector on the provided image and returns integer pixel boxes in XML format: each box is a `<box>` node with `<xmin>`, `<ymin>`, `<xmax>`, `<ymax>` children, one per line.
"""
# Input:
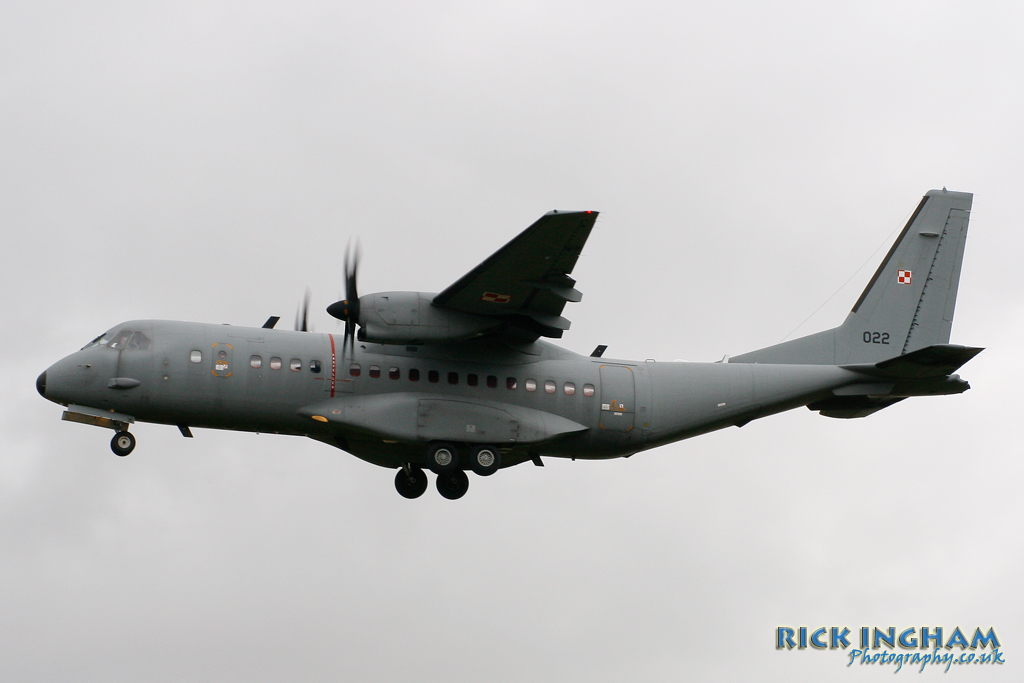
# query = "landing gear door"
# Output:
<box><xmin>599</xmin><ymin>365</ymin><xmax>635</xmax><ymax>432</ymax></box>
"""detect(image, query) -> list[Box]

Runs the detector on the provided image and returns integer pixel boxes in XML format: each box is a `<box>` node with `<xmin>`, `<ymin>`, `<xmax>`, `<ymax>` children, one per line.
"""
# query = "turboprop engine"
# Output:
<box><xmin>337</xmin><ymin>291</ymin><xmax>501</xmax><ymax>344</ymax></box>
<box><xmin>324</xmin><ymin>230</ymin><xmax>575</xmax><ymax>351</ymax></box>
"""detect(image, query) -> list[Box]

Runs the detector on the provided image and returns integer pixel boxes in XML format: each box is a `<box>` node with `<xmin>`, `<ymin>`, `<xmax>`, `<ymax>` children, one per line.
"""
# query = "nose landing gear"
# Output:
<box><xmin>111</xmin><ymin>431</ymin><xmax>136</xmax><ymax>457</ymax></box>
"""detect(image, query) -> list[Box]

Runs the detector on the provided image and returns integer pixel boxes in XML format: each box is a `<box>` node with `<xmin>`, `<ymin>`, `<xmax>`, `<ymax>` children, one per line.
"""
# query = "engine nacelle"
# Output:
<box><xmin>358</xmin><ymin>292</ymin><xmax>501</xmax><ymax>344</ymax></box>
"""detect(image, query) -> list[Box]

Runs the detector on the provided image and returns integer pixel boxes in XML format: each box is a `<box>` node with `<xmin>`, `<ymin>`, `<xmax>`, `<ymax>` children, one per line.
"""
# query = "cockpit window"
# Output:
<box><xmin>108</xmin><ymin>330</ymin><xmax>152</xmax><ymax>351</ymax></box>
<box><xmin>81</xmin><ymin>333</ymin><xmax>109</xmax><ymax>350</ymax></box>
<box><xmin>125</xmin><ymin>332</ymin><xmax>151</xmax><ymax>350</ymax></box>
<box><xmin>108</xmin><ymin>330</ymin><xmax>132</xmax><ymax>349</ymax></box>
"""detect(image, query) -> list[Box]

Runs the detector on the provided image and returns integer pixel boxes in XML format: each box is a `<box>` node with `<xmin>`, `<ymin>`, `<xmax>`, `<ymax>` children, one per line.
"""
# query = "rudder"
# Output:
<box><xmin>732</xmin><ymin>189</ymin><xmax>973</xmax><ymax>365</ymax></box>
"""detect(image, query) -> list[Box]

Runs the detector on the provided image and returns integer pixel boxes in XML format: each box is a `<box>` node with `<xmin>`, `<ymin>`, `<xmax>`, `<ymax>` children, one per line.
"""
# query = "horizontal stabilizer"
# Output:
<box><xmin>845</xmin><ymin>343</ymin><xmax>984</xmax><ymax>379</ymax></box>
<box><xmin>810</xmin><ymin>343</ymin><xmax>980</xmax><ymax>419</ymax></box>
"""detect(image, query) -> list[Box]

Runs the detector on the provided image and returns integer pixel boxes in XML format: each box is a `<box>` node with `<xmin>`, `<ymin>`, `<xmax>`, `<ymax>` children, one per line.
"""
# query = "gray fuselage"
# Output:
<box><xmin>41</xmin><ymin>319</ymin><xmax>860</xmax><ymax>469</ymax></box>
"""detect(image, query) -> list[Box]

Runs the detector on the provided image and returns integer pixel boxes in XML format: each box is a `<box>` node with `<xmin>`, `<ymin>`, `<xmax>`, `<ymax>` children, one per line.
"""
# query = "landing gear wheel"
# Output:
<box><xmin>426</xmin><ymin>442</ymin><xmax>459</xmax><ymax>473</ymax></box>
<box><xmin>436</xmin><ymin>470</ymin><xmax>469</xmax><ymax>500</ymax></box>
<box><xmin>111</xmin><ymin>431</ymin><xmax>135</xmax><ymax>457</ymax></box>
<box><xmin>469</xmin><ymin>445</ymin><xmax>501</xmax><ymax>476</ymax></box>
<box><xmin>395</xmin><ymin>466</ymin><xmax>428</xmax><ymax>499</ymax></box>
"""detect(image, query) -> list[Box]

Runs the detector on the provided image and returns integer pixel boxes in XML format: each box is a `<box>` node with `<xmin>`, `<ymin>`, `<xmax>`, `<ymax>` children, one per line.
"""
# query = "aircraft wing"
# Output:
<box><xmin>432</xmin><ymin>210</ymin><xmax>598</xmax><ymax>338</ymax></box>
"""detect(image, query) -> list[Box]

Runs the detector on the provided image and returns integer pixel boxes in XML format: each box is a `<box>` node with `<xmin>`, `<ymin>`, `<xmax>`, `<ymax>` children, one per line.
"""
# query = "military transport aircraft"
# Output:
<box><xmin>37</xmin><ymin>190</ymin><xmax>982</xmax><ymax>500</ymax></box>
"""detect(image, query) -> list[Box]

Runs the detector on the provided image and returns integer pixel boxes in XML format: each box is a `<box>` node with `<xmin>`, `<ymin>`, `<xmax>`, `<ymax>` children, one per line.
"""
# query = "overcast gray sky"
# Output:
<box><xmin>2</xmin><ymin>1</ymin><xmax>1021</xmax><ymax>681</ymax></box>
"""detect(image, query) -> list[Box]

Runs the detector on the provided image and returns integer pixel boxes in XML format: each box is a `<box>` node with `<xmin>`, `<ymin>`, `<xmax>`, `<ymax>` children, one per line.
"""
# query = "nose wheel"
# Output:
<box><xmin>111</xmin><ymin>431</ymin><xmax>136</xmax><ymax>457</ymax></box>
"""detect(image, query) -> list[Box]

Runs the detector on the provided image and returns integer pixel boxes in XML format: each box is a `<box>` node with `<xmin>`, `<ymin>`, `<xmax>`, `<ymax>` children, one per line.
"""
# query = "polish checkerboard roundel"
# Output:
<box><xmin>898</xmin><ymin>270</ymin><xmax>912</xmax><ymax>285</ymax></box>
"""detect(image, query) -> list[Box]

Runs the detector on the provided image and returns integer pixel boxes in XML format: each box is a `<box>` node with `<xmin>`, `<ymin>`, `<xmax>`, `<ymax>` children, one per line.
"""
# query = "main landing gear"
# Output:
<box><xmin>436</xmin><ymin>470</ymin><xmax>469</xmax><ymax>500</ymax></box>
<box><xmin>467</xmin><ymin>445</ymin><xmax>500</xmax><ymax>476</ymax></box>
<box><xmin>395</xmin><ymin>465</ymin><xmax>428</xmax><ymax>499</ymax></box>
<box><xmin>111</xmin><ymin>431</ymin><xmax>136</xmax><ymax>457</ymax></box>
<box><xmin>393</xmin><ymin>442</ymin><xmax>504</xmax><ymax>500</ymax></box>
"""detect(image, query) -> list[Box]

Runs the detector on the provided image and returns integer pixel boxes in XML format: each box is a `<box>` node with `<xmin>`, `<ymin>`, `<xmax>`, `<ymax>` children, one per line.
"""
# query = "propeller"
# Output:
<box><xmin>326</xmin><ymin>240</ymin><xmax>361</xmax><ymax>363</ymax></box>
<box><xmin>295</xmin><ymin>287</ymin><xmax>312</xmax><ymax>332</ymax></box>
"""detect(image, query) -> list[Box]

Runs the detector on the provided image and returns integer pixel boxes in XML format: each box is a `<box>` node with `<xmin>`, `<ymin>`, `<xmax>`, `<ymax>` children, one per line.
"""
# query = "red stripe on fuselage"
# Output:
<box><xmin>329</xmin><ymin>334</ymin><xmax>336</xmax><ymax>397</ymax></box>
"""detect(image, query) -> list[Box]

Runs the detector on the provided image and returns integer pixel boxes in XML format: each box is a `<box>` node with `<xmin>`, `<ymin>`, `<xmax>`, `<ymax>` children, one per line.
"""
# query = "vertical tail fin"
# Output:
<box><xmin>732</xmin><ymin>189</ymin><xmax>973</xmax><ymax>365</ymax></box>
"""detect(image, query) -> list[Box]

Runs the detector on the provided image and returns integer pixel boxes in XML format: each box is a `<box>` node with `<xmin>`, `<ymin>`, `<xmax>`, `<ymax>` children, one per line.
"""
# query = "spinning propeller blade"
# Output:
<box><xmin>295</xmin><ymin>287</ymin><xmax>312</xmax><ymax>332</ymax></box>
<box><xmin>326</xmin><ymin>240</ymin><xmax>362</xmax><ymax>364</ymax></box>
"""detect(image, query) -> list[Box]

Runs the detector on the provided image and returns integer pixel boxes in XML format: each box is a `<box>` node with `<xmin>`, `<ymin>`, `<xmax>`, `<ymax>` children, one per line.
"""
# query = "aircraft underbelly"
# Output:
<box><xmin>646</xmin><ymin>362</ymin><xmax>853</xmax><ymax>442</ymax></box>
<box><xmin>417</xmin><ymin>399</ymin><xmax>518</xmax><ymax>443</ymax></box>
<box><xmin>299</xmin><ymin>392</ymin><xmax>587</xmax><ymax>445</ymax></box>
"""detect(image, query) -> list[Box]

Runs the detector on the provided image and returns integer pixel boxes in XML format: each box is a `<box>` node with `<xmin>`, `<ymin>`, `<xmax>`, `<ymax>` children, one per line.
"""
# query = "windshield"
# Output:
<box><xmin>82</xmin><ymin>328</ymin><xmax>152</xmax><ymax>351</ymax></box>
<box><xmin>81</xmin><ymin>333</ymin><xmax>110</xmax><ymax>350</ymax></box>
<box><xmin>108</xmin><ymin>329</ymin><xmax>152</xmax><ymax>350</ymax></box>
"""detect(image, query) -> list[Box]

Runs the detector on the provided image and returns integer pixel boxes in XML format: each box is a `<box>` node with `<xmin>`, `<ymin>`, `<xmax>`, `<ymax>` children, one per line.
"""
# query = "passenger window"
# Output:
<box><xmin>507</xmin><ymin>377</ymin><xmax>517</xmax><ymax>390</ymax></box>
<box><xmin>583</xmin><ymin>384</ymin><xmax>595</xmax><ymax>397</ymax></box>
<box><xmin>544</xmin><ymin>380</ymin><xmax>556</xmax><ymax>393</ymax></box>
<box><xmin>429</xmin><ymin>370</ymin><xmax>439</xmax><ymax>383</ymax></box>
<box><xmin>525</xmin><ymin>379</ymin><xmax>537</xmax><ymax>392</ymax></box>
<box><xmin>250</xmin><ymin>355</ymin><xmax>262</xmax><ymax>369</ymax></box>
<box><xmin>487</xmin><ymin>375</ymin><xmax>497</xmax><ymax>388</ymax></box>
<box><xmin>409</xmin><ymin>368</ymin><xmax>420</xmax><ymax>382</ymax></box>
<box><xmin>190</xmin><ymin>350</ymin><xmax>202</xmax><ymax>364</ymax></box>
<box><xmin>448</xmin><ymin>372</ymin><xmax>459</xmax><ymax>385</ymax></box>
<box><xmin>270</xmin><ymin>357</ymin><xmax>282</xmax><ymax>370</ymax></box>
<box><xmin>369</xmin><ymin>365</ymin><xmax>381</xmax><ymax>378</ymax></box>
<box><xmin>564</xmin><ymin>382</ymin><xmax>576</xmax><ymax>395</ymax></box>
<box><xmin>310</xmin><ymin>360</ymin><xmax>322</xmax><ymax>373</ymax></box>
<box><xmin>290</xmin><ymin>359</ymin><xmax>302</xmax><ymax>372</ymax></box>
<box><xmin>389</xmin><ymin>367</ymin><xmax>400</xmax><ymax>380</ymax></box>
<box><xmin>349</xmin><ymin>363</ymin><xmax>361</xmax><ymax>377</ymax></box>
<box><xmin>467</xmin><ymin>373</ymin><xmax>478</xmax><ymax>387</ymax></box>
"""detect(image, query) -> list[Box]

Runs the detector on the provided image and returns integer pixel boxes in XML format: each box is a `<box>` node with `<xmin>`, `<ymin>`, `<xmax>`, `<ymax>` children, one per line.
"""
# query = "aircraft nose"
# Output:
<box><xmin>36</xmin><ymin>371</ymin><xmax>46</xmax><ymax>397</ymax></box>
